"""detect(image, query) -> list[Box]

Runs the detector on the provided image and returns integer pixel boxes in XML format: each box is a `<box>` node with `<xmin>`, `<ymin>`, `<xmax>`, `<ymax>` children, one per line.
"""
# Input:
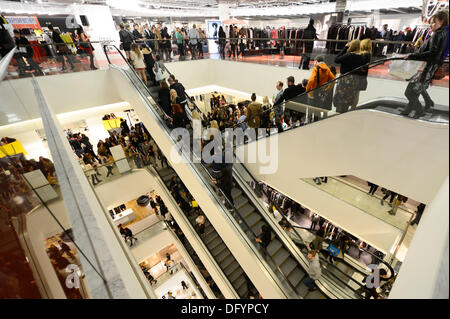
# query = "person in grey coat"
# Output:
<box><xmin>304</xmin><ymin>250</ymin><xmax>322</xmax><ymax>291</ymax></box>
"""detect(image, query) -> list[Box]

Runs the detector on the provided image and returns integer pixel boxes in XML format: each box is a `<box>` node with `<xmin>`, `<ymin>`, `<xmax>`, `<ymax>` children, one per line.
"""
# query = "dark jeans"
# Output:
<box><xmin>219</xmin><ymin>43</ymin><xmax>226</xmax><ymax>59</ymax></box>
<box><xmin>14</xmin><ymin>53</ymin><xmax>43</xmax><ymax>75</ymax></box>
<box><xmin>57</xmin><ymin>53</ymin><xmax>74</xmax><ymax>69</ymax></box>
<box><xmin>106</xmin><ymin>165</ymin><xmax>114</xmax><ymax>177</ymax></box>
<box><xmin>382</xmin><ymin>192</ymin><xmax>396</xmax><ymax>203</ymax></box>
<box><xmin>369</xmin><ymin>184</ymin><xmax>378</xmax><ymax>195</ymax></box>
<box><xmin>304</xmin><ymin>277</ymin><xmax>316</xmax><ymax>290</ymax></box>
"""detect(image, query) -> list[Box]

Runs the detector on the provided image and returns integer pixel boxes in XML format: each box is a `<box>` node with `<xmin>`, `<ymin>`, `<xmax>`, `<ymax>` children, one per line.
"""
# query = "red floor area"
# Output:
<box><xmin>5</xmin><ymin>52</ymin><xmax>449</xmax><ymax>89</ymax></box>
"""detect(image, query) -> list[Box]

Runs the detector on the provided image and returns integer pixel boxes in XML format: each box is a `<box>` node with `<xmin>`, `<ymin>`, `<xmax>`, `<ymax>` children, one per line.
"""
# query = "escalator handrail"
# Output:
<box><xmin>196</xmin><ymin>162</ymin><xmax>302</xmax><ymax>298</ymax></box>
<box><xmin>277</xmin><ymin>56</ymin><xmax>405</xmax><ymax>111</ymax></box>
<box><xmin>258</xmin><ymin>178</ymin><xmax>396</xmax><ymax>280</ymax></box>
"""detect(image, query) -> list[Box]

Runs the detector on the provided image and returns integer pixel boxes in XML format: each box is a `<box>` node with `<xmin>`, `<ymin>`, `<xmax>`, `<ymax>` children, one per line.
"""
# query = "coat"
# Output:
<box><xmin>246</xmin><ymin>102</ymin><xmax>263</xmax><ymax>128</ymax></box>
<box><xmin>306</xmin><ymin>63</ymin><xmax>336</xmax><ymax>93</ymax></box>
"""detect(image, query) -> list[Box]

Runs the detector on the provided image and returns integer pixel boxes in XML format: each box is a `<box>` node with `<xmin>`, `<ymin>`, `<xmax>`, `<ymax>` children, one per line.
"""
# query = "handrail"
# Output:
<box><xmin>196</xmin><ymin>161</ymin><xmax>301</xmax><ymax>297</ymax></box>
<box><xmin>257</xmin><ymin>178</ymin><xmax>396</xmax><ymax>280</ymax></box>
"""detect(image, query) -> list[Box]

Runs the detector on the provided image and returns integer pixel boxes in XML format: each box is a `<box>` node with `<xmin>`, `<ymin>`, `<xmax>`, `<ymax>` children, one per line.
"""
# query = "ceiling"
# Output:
<box><xmin>4</xmin><ymin>0</ymin><xmax>423</xmax><ymax>18</ymax></box>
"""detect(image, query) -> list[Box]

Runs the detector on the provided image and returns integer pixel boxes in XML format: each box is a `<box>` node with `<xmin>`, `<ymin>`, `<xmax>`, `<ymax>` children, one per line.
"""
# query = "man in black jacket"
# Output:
<box><xmin>132</xmin><ymin>24</ymin><xmax>143</xmax><ymax>40</ymax></box>
<box><xmin>48</xmin><ymin>25</ymin><xmax>74</xmax><ymax>71</ymax></box>
<box><xmin>273</xmin><ymin>76</ymin><xmax>306</xmax><ymax>106</ymax></box>
<box><xmin>168</xmin><ymin>74</ymin><xmax>189</xmax><ymax>124</ymax></box>
<box><xmin>13</xmin><ymin>29</ymin><xmax>44</xmax><ymax>76</ymax></box>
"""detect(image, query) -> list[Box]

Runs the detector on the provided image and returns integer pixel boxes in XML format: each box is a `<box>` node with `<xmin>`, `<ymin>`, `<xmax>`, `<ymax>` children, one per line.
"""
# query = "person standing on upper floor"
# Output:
<box><xmin>401</xmin><ymin>10</ymin><xmax>449</xmax><ymax>118</ymax></box>
<box><xmin>272</xmin><ymin>81</ymin><xmax>285</xmax><ymax>132</ymax></box>
<box><xmin>245</xmin><ymin>93</ymin><xmax>263</xmax><ymax>130</ymax></box>
<box><xmin>353</xmin><ymin>38</ymin><xmax>373</xmax><ymax>110</ymax></box>
<box><xmin>188</xmin><ymin>24</ymin><xmax>200</xmax><ymax>59</ymax></box>
<box><xmin>175</xmin><ymin>27</ymin><xmax>186</xmax><ymax>61</ymax></box>
<box><xmin>132</xmin><ymin>24</ymin><xmax>143</xmax><ymax>41</ymax></box>
<box><xmin>120</xmin><ymin>118</ymin><xmax>130</xmax><ymax>136</ymax></box>
<box><xmin>300</xmin><ymin>19</ymin><xmax>317</xmax><ymax>69</ymax></box>
<box><xmin>77</xmin><ymin>27</ymin><xmax>97</xmax><ymax>70</ymax></box>
<box><xmin>143</xmin><ymin>24</ymin><xmax>155</xmax><ymax>51</ymax></box>
<box><xmin>48</xmin><ymin>25</ymin><xmax>75</xmax><ymax>71</ymax></box>
<box><xmin>230</xmin><ymin>26</ymin><xmax>239</xmax><ymax>59</ymax></box>
<box><xmin>119</xmin><ymin>23</ymin><xmax>134</xmax><ymax>60</ymax></box>
<box><xmin>238</xmin><ymin>28</ymin><xmax>247</xmax><ymax>59</ymax></box>
<box><xmin>12</xmin><ymin>29</ymin><xmax>44</xmax><ymax>76</ymax></box>
<box><xmin>334</xmin><ymin>39</ymin><xmax>365</xmax><ymax>113</ymax></box>
<box><xmin>197</xmin><ymin>27</ymin><xmax>207</xmax><ymax>58</ymax></box>
<box><xmin>218</xmin><ymin>26</ymin><xmax>226</xmax><ymax>59</ymax></box>
<box><xmin>304</xmin><ymin>250</ymin><xmax>322</xmax><ymax>292</ymax></box>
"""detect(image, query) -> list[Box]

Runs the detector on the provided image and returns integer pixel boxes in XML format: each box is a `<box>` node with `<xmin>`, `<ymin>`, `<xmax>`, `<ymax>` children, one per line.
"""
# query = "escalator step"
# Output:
<box><xmin>237</xmin><ymin>282</ymin><xmax>248</xmax><ymax>298</ymax></box>
<box><xmin>220</xmin><ymin>254</ymin><xmax>236</xmax><ymax>270</ymax></box>
<box><xmin>215</xmin><ymin>247</ymin><xmax>231</xmax><ymax>263</ymax></box>
<box><xmin>223</xmin><ymin>260</ymin><xmax>240</xmax><ymax>276</ymax></box>
<box><xmin>272</xmin><ymin>248</ymin><xmax>290</xmax><ymax>267</ymax></box>
<box><xmin>231</xmin><ymin>188</ymin><xmax>242</xmax><ymax>198</ymax></box>
<box><xmin>232</xmin><ymin>275</ymin><xmax>247</xmax><ymax>293</ymax></box>
<box><xmin>280</xmin><ymin>257</ymin><xmax>297</xmax><ymax>277</ymax></box>
<box><xmin>267</xmin><ymin>239</ymin><xmax>283</xmax><ymax>256</ymax></box>
<box><xmin>211</xmin><ymin>243</ymin><xmax>227</xmax><ymax>256</ymax></box>
<box><xmin>229</xmin><ymin>267</ymin><xmax>244</xmax><ymax>283</ymax></box>
<box><xmin>237</xmin><ymin>204</ymin><xmax>255</xmax><ymax>219</ymax></box>
<box><xmin>297</xmin><ymin>281</ymin><xmax>310</xmax><ymax>298</ymax></box>
<box><xmin>245</xmin><ymin>212</ymin><xmax>262</xmax><ymax>228</ymax></box>
<box><xmin>251</xmin><ymin>221</ymin><xmax>266</xmax><ymax>236</ymax></box>
<box><xmin>233</xmin><ymin>195</ymin><xmax>248</xmax><ymax>210</ymax></box>
<box><xmin>206</xmin><ymin>236</ymin><xmax>223</xmax><ymax>250</ymax></box>
<box><xmin>288</xmin><ymin>267</ymin><xmax>305</xmax><ymax>288</ymax></box>
<box><xmin>204</xmin><ymin>232</ymin><xmax>219</xmax><ymax>245</ymax></box>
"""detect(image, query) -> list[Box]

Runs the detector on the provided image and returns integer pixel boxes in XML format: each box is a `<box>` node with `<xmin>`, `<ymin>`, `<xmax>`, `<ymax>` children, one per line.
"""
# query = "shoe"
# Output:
<box><xmin>90</xmin><ymin>66</ymin><xmax>98</xmax><ymax>70</ymax></box>
<box><xmin>412</xmin><ymin>110</ymin><xmax>424</xmax><ymax>119</ymax></box>
<box><xmin>424</xmin><ymin>101</ymin><xmax>434</xmax><ymax>112</ymax></box>
<box><xmin>388</xmin><ymin>210</ymin><xmax>396</xmax><ymax>216</ymax></box>
<box><xmin>380</xmin><ymin>200</ymin><xmax>384</xmax><ymax>206</ymax></box>
<box><xmin>399</xmin><ymin>109</ymin><xmax>412</xmax><ymax>116</ymax></box>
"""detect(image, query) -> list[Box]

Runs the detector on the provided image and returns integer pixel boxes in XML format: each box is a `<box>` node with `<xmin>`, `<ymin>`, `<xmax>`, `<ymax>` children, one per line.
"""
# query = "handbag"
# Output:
<box><xmin>154</xmin><ymin>63</ymin><xmax>168</xmax><ymax>82</ymax></box>
<box><xmin>312</xmin><ymin>66</ymin><xmax>330</xmax><ymax>109</ymax></box>
<box><xmin>327</xmin><ymin>243</ymin><xmax>340</xmax><ymax>257</ymax></box>
<box><xmin>333</xmin><ymin>74</ymin><xmax>357</xmax><ymax>112</ymax></box>
<box><xmin>433</xmin><ymin>62</ymin><xmax>448</xmax><ymax>80</ymax></box>
<box><xmin>388</xmin><ymin>54</ymin><xmax>425</xmax><ymax>80</ymax></box>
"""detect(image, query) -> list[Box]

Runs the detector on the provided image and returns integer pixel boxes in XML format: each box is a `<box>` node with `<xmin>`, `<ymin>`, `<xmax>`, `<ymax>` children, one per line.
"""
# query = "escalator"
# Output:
<box><xmin>155</xmin><ymin>165</ymin><xmax>252</xmax><ymax>298</ymax></box>
<box><xmin>101</xmin><ymin>44</ymin><xmax>395</xmax><ymax>298</ymax></box>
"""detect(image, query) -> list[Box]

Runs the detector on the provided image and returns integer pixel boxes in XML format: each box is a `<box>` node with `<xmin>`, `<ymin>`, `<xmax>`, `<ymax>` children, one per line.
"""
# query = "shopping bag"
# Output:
<box><xmin>388</xmin><ymin>55</ymin><xmax>425</xmax><ymax>80</ymax></box>
<box><xmin>327</xmin><ymin>243</ymin><xmax>340</xmax><ymax>257</ymax></box>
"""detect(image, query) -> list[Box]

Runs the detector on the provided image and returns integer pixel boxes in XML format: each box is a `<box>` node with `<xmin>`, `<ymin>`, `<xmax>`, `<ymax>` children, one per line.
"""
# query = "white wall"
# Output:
<box><xmin>166</xmin><ymin>59</ymin><xmax>449</xmax><ymax>108</ymax></box>
<box><xmin>389</xmin><ymin>177</ymin><xmax>449</xmax><ymax>299</ymax></box>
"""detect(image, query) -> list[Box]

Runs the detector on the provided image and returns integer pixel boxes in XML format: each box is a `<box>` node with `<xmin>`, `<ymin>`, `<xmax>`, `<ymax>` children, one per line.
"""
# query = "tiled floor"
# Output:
<box><xmin>302</xmin><ymin>177</ymin><xmax>412</xmax><ymax>232</ymax></box>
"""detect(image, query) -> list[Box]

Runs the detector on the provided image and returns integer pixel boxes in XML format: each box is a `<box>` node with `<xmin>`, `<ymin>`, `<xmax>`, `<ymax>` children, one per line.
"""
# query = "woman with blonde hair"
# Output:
<box><xmin>333</xmin><ymin>39</ymin><xmax>365</xmax><ymax>112</ymax></box>
<box><xmin>356</xmin><ymin>39</ymin><xmax>373</xmax><ymax>104</ymax></box>
<box><xmin>170</xmin><ymin>89</ymin><xmax>185</xmax><ymax>129</ymax></box>
<box><xmin>130</xmin><ymin>43</ymin><xmax>148</xmax><ymax>86</ymax></box>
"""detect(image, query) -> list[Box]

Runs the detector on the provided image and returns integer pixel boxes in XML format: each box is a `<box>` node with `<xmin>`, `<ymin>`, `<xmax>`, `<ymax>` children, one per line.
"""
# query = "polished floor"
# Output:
<box><xmin>302</xmin><ymin>177</ymin><xmax>413</xmax><ymax>232</ymax></box>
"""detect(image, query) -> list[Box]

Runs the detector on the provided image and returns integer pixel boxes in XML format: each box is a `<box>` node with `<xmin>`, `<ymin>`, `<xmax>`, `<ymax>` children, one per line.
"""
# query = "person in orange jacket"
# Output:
<box><xmin>306</xmin><ymin>55</ymin><xmax>336</xmax><ymax>97</ymax></box>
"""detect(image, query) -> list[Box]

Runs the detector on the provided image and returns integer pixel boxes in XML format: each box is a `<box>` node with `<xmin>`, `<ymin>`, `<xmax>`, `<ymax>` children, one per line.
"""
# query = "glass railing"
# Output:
<box><xmin>3</xmin><ymin>40</ymin><xmax>108</xmax><ymax>81</ymax></box>
<box><xmin>233</xmin><ymin>160</ymin><xmax>396</xmax><ymax>299</ymax></box>
<box><xmin>0</xmin><ymin>77</ymin><xmax>96</xmax><ymax>298</ymax></box>
<box><xmin>4</xmin><ymin>36</ymin><xmax>448</xmax><ymax>90</ymax></box>
<box><xmin>114</xmin><ymin>36</ymin><xmax>449</xmax><ymax>87</ymax></box>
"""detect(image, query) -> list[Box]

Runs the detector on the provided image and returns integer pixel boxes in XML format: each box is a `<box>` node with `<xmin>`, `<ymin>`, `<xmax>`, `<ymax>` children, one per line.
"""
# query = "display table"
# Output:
<box><xmin>0</xmin><ymin>140</ymin><xmax>27</xmax><ymax>158</ymax></box>
<box><xmin>102</xmin><ymin>118</ymin><xmax>122</xmax><ymax>131</ymax></box>
<box><xmin>112</xmin><ymin>208</ymin><xmax>136</xmax><ymax>226</ymax></box>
